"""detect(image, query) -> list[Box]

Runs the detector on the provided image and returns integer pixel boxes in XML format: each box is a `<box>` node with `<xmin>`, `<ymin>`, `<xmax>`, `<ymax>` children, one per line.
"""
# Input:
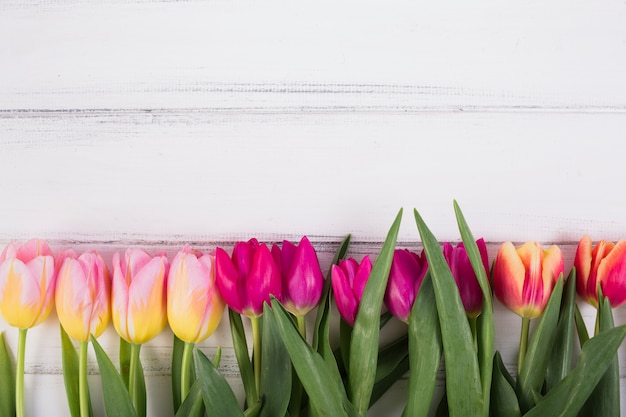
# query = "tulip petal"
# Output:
<box><xmin>0</xmin><ymin>259</ymin><xmax>42</xmax><ymax>328</ymax></box>
<box><xmin>112</xmin><ymin>253</ymin><xmax>131</xmax><ymax>342</ymax></box>
<box><xmin>353</xmin><ymin>256</ymin><xmax>373</xmax><ymax>303</ymax></box>
<box><xmin>56</xmin><ymin>259</ymin><xmax>93</xmax><ymax>341</ymax></box>
<box><xmin>331</xmin><ymin>264</ymin><xmax>358</xmax><ymax>326</ymax></box>
<box><xmin>127</xmin><ymin>257</ymin><xmax>168</xmax><ymax>344</ymax></box>
<box><xmin>246</xmin><ymin>244</ymin><xmax>281</xmax><ymax>317</ymax></box>
<box><xmin>25</xmin><ymin>255</ymin><xmax>56</xmax><ymax>327</ymax></box>
<box><xmin>285</xmin><ymin>237</ymin><xmax>323</xmax><ymax>315</ymax></box>
<box><xmin>215</xmin><ymin>247</ymin><xmax>244</xmax><ymax>314</ymax></box>
<box><xmin>574</xmin><ymin>235</ymin><xmax>593</xmax><ymax>300</ymax></box>
<box><xmin>598</xmin><ymin>240</ymin><xmax>626</xmax><ymax>308</ymax></box>
<box><xmin>384</xmin><ymin>250</ymin><xmax>419</xmax><ymax>322</ymax></box>
<box><xmin>493</xmin><ymin>242</ymin><xmax>526</xmax><ymax>316</ymax></box>
<box><xmin>517</xmin><ymin>242</ymin><xmax>546</xmax><ymax>317</ymax></box>
<box><xmin>16</xmin><ymin>239</ymin><xmax>53</xmax><ymax>262</ymax></box>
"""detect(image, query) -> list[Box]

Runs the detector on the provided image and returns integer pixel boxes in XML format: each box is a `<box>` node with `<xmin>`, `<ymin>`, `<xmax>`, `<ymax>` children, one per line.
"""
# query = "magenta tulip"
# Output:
<box><xmin>215</xmin><ymin>238</ymin><xmax>282</xmax><ymax>318</ymax></box>
<box><xmin>443</xmin><ymin>239</ymin><xmax>488</xmax><ymax>318</ymax></box>
<box><xmin>384</xmin><ymin>249</ymin><xmax>428</xmax><ymax>323</ymax></box>
<box><xmin>331</xmin><ymin>256</ymin><xmax>372</xmax><ymax>326</ymax></box>
<box><xmin>271</xmin><ymin>236</ymin><xmax>324</xmax><ymax>316</ymax></box>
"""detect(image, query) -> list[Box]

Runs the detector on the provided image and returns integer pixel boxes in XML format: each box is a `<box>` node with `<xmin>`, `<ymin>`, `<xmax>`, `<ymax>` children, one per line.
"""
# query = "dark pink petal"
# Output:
<box><xmin>246</xmin><ymin>244</ymin><xmax>281</xmax><ymax>317</ymax></box>
<box><xmin>232</xmin><ymin>241</ymin><xmax>256</xmax><ymax>280</ymax></box>
<box><xmin>331</xmin><ymin>264</ymin><xmax>358</xmax><ymax>326</ymax></box>
<box><xmin>598</xmin><ymin>240</ymin><xmax>626</xmax><ymax>308</ymax></box>
<box><xmin>215</xmin><ymin>247</ymin><xmax>244</xmax><ymax>314</ymax></box>
<box><xmin>384</xmin><ymin>250</ymin><xmax>420</xmax><ymax>322</ymax></box>
<box><xmin>353</xmin><ymin>256</ymin><xmax>373</xmax><ymax>303</ymax></box>
<box><xmin>284</xmin><ymin>236</ymin><xmax>323</xmax><ymax>315</ymax></box>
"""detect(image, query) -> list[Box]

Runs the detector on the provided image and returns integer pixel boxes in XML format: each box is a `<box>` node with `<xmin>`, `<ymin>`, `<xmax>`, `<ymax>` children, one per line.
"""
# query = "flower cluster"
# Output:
<box><xmin>1</xmin><ymin>207</ymin><xmax>626</xmax><ymax>417</ymax></box>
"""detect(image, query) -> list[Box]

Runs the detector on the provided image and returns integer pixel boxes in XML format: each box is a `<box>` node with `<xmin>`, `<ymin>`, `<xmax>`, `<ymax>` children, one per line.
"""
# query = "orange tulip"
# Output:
<box><xmin>55</xmin><ymin>251</ymin><xmax>111</xmax><ymax>342</ymax></box>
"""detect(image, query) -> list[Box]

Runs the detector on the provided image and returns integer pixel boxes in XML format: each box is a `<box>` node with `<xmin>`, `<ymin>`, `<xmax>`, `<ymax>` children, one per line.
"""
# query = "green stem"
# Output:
<box><xmin>296</xmin><ymin>314</ymin><xmax>307</xmax><ymax>339</ymax></box>
<box><xmin>16</xmin><ymin>328</ymin><xmax>27</xmax><ymax>417</ymax></box>
<box><xmin>180</xmin><ymin>342</ymin><xmax>194</xmax><ymax>402</ymax></box>
<box><xmin>517</xmin><ymin>317</ymin><xmax>531</xmax><ymax>374</ymax></box>
<box><xmin>129</xmin><ymin>343</ymin><xmax>142</xmax><ymax>414</ymax></box>
<box><xmin>79</xmin><ymin>341</ymin><xmax>90</xmax><ymax>417</ymax></box>
<box><xmin>469</xmin><ymin>315</ymin><xmax>478</xmax><ymax>351</ymax></box>
<box><xmin>251</xmin><ymin>316</ymin><xmax>262</xmax><ymax>398</ymax></box>
<box><xmin>594</xmin><ymin>307</ymin><xmax>601</xmax><ymax>336</ymax></box>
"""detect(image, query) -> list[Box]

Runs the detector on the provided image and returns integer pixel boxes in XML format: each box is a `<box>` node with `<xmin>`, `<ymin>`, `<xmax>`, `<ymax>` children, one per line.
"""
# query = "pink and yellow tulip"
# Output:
<box><xmin>215</xmin><ymin>238</ymin><xmax>282</xmax><ymax>318</ymax></box>
<box><xmin>0</xmin><ymin>239</ymin><xmax>57</xmax><ymax>329</ymax></box>
<box><xmin>55</xmin><ymin>250</ymin><xmax>111</xmax><ymax>342</ymax></box>
<box><xmin>443</xmin><ymin>239</ymin><xmax>488</xmax><ymax>318</ymax></box>
<box><xmin>331</xmin><ymin>256</ymin><xmax>373</xmax><ymax>326</ymax></box>
<box><xmin>575</xmin><ymin>235</ymin><xmax>626</xmax><ymax>308</ymax></box>
<box><xmin>492</xmin><ymin>241</ymin><xmax>563</xmax><ymax>318</ymax></box>
<box><xmin>112</xmin><ymin>249</ymin><xmax>168</xmax><ymax>345</ymax></box>
<box><xmin>167</xmin><ymin>246</ymin><xmax>224</xmax><ymax>344</ymax></box>
<box><xmin>384</xmin><ymin>249</ymin><xmax>428</xmax><ymax>323</ymax></box>
<box><xmin>272</xmin><ymin>236</ymin><xmax>324</xmax><ymax>316</ymax></box>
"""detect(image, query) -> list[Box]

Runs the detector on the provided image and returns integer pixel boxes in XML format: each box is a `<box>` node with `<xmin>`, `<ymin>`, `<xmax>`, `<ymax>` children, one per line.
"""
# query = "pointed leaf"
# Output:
<box><xmin>174</xmin><ymin>381</ymin><xmax>204</xmax><ymax>417</ymax></box>
<box><xmin>229</xmin><ymin>309</ymin><xmax>257</xmax><ymax>407</ymax></box>
<box><xmin>349</xmin><ymin>209</ymin><xmax>402</xmax><ymax>416</ymax></box>
<box><xmin>60</xmin><ymin>326</ymin><xmax>81</xmax><ymax>417</ymax></box>
<box><xmin>260</xmin><ymin>303</ymin><xmax>292</xmax><ymax>417</ymax></box>
<box><xmin>545</xmin><ymin>269</ymin><xmax>576</xmax><ymax>391</ymax></box>
<box><xmin>523</xmin><ymin>324</ymin><xmax>626</xmax><ymax>417</ymax></box>
<box><xmin>91</xmin><ymin>335</ymin><xmax>137</xmax><ymax>417</ymax></box>
<box><xmin>516</xmin><ymin>277</ymin><xmax>563</xmax><ymax>412</ymax></box>
<box><xmin>195</xmin><ymin>348</ymin><xmax>245</xmax><ymax>417</ymax></box>
<box><xmin>270</xmin><ymin>298</ymin><xmax>358</xmax><ymax>417</ymax></box>
<box><xmin>574</xmin><ymin>304</ymin><xmax>590</xmax><ymax>348</ymax></box>
<box><xmin>403</xmin><ymin>272</ymin><xmax>442</xmax><ymax>417</ymax></box>
<box><xmin>375</xmin><ymin>334</ymin><xmax>408</xmax><ymax>385</ymax></box>
<box><xmin>454</xmin><ymin>200</ymin><xmax>494</xmax><ymax>416</ymax></box>
<box><xmin>414</xmin><ymin>209</ymin><xmax>483</xmax><ymax>417</ymax></box>
<box><xmin>0</xmin><ymin>331</ymin><xmax>15</xmax><ymax>417</ymax></box>
<box><xmin>490</xmin><ymin>352</ymin><xmax>521</xmax><ymax>417</ymax></box>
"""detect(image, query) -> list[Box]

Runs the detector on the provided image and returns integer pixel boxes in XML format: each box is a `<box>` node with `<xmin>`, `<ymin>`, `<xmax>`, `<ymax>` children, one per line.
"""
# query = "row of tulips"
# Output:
<box><xmin>1</xmin><ymin>203</ymin><xmax>626</xmax><ymax>417</ymax></box>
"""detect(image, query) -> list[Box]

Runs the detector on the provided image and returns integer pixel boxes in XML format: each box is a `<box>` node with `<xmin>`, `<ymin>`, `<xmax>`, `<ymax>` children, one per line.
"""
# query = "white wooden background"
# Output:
<box><xmin>1</xmin><ymin>0</ymin><xmax>626</xmax><ymax>415</ymax></box>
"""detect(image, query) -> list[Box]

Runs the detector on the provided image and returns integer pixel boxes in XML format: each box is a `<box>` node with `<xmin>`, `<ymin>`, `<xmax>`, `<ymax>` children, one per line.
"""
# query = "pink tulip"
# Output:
<box><xmin>575</xmin><ymin>235</ymin><xmax>626</xmax><ymax>308</ymax></box>
<box><xmin>384</xmin><ymin>249</ymin><xmax>428</xmax><ymax>323</ymax></box>
<box><xmin>215</xmin><ymin>239</ymin><xmax>282</xmax><ymax>318</ymax></box>
<box><xmin>167</xmin><ymin>246</ymin><xmax>224</xmax><ymax>344</ymax></box>
<box><xmin>492</xmin><ymin>241</ymin><xmax>563</xmax><ymax>318</ymax></box>
<box><xmin>55</xmin><ymin>250</ymin><xmax>111</xmax><ymax>342</ymax></box>
<box><xmin>112</xmin><ymin>249</ymin><xmax>169</xmax><ymax>344</ymax></box>
<box><xmin>0</xmin><ymin>239</ymin><xmax>56</xmax><ymax>329</ymax></box>
<box><xmin>443</xmin><ymin>239</ymin><xmax>489</xmax><ymax>318</ymax></box>
<box><xmin>331</xmin><ymin>256</ymin><xmax>373</xmax><ymax>326</ymax></box>
<box><xmin>271</xmin><ymin>236</ymin><xmax>324</xmax><ymax>316</ymax></box>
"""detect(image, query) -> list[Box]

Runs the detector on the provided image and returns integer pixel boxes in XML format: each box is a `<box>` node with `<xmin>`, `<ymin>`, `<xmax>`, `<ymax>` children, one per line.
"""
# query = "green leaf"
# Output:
<box><xmin>414</xmin><ymin>209</ymin><xmax>483</xmax><ymax>417</ymax></box>
<box><xmin>195</xmin><ymin>348</ymin><xmax>245</xmax><ymax>417</ymax></box>
<box><xmin>60</xmin><ymin>326</ymin><xmax>81</xmax><ymax>417</ymax></box>
<box><xmin>454</xmin><ymin>200</ymin><xmax>494</xmax><ymax>416</ymax></box>
<box><xmin>229</xmin><ymin>309</ymin><xmax>258</xmax><ymax>407</ymax></box>
<box><xmin>574</xmin><ymin>304</ymin><xmax>590</xmax><ymax>348</ymax></box>
<box><xmin>581</xmin><ymin>296</ymin><xmax>620</xmax><ymax>416</ymax></box>
<box><xmin>244</xmin><ymin>401</ymin><xmax>263</xmax><ymax>417</ymax></box>
<box><xmin>313</xmin><ymin>234</ymin><xmax>351</xmax><ymax>353</ymax></box>
<box><xmin>370</xmin><ymin>355</ymin><xmax>409</xmax><ymax>407</ymax></box>
<box><xmin>490</xmin><ymin>352</ymin><xmax>521</xmax><ymax>417</ymax></box>
<box><xmin>270</xmin><ymin>298</ymin><xmax>358</xmax><ymax>417</ymax></box>
<box><xmin>260</xmin><ymin>303</ymin><xmax>292</xmax><ymax>417</ymax></box>
<box><xmin>174</xmin><ymin>381</ymin><xmax>204</xmax><ymax>417</ymax></box>
<box><xmin>0</xmin><ymin>331</ymin><xmax>15</xmax><ymax>417</ymax></box>
<box><xmin>120</xmin><ymin>340</ymin><xmax>147</xmax><ymax>417</ymax></box>
<box><xmin>171</xmin><ymin>334</ymin><xmax>191</xmax><ymax>413</ymax></box>
<box><xmin>545</xmin><ymin>269</ymin><xmax>576</xmax><ymax>391</ymax></box>
<box><xmin>120</xmin><ymin>338</ymin><xmax>131</xmax><ymax>389</ymax></box>
<box><xmin>516</xmin><ymin>277</ymin><xmax>563</xmax><ymax>412</ymax></box>
<box><xmin>91</xmin><ymin>335</ymin><xmax>137</xmax><ymax>417</ymax></box>
<box><xmin>349</xmin><ymin>209</ymin><xmax>402</xmax><ymax>416</ymax></box>
<box><xmin>523</xmin><ymin>324</ymin><xmax>626</xmax><ymax>417</ymax></box>
<box><xmin>374</xmin><ymin>334</ymin><xmax>408</xmax><ymax>385</ymax></box>
<box><xmin>403</xmin><ymin>272</ymin><xmax>442</xmax><ymax>417</ymax></box>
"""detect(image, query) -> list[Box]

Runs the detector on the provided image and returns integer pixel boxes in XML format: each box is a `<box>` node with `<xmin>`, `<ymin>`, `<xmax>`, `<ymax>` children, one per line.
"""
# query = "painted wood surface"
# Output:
<box><xmin>1</xmin><ymin>0</ymin><xmax>626</xmax><ymax>415</ymax></box>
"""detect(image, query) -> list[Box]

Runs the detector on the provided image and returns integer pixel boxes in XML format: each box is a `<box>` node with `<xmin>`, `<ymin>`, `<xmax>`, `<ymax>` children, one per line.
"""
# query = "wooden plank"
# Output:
<box><xmin>1</xmin><ymin>0</ymin><xmax>625</xmax><ymax>111</ymax></box>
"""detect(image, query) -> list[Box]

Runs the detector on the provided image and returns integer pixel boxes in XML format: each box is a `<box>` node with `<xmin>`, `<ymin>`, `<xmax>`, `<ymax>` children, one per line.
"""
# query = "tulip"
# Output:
<box><xmin>492</xmin><ymin>241</ymin><xmax>563</xmax><ymax>372</ymax></box>
<box><xmin>0</xmin><ymin>239</ymin><xmax>56</xmax><ymax>417</ymax></box>
<box><xmin>271</xmin><ymin>236</ymin><xmax>324</xmax><ymax>317</ymax></box>
<box><xmin>215</xmin><ymin>238</ymin><xmax>282</xmax><ymax>318</ymax></box>
<box><xmin>331</xmin><ymin>256</ymin><xmax>373</xmax><ymax>326</ymax></box>
<box><xmin>492</xmin><ymin>241</ymin><xmax>563</xmax><ymax>319</ymax></box>
<box><xmin>575</xmin><ymin>235</ymin><xmax>626</xmax><ymax>308</ymax></box>
<box><xmin>167</xmin><ymin>246</ymin><xmax>224</xmax><ymax>344</ymax></box>
<box><xmin>112</xmin><ymin>249</ymin><xmax>168</xmax><ymax>345</ymax></box>
<box><xmin>443</xmin><ymin>239</ymin><xmax>489</xmax><ymax>318</ymax></box>
<box><xmin>384</xmin><ymin>249</ymin><xmax>428</xmax><ymax>323</ymax></box>
<box><xmin>55</xmin><ymin>250</ymin><xmax>110</xmax><ymax>417</ymax></box>
<box><xmin>56</xmin><ymin>250</ymin><xmax>111</xmax><ymax>342</ymax></box>
<box><xmin>0</xmin><ymin>239</ymin><xmax>56</xmax><ymax>329</ymax></box>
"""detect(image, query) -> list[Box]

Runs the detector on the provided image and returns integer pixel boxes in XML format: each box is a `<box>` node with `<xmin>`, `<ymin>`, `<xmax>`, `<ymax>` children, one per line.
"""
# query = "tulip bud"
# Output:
<box><xmin>575</xmin><ymin>235</ymin><xmax>626</xmax><ymax>308</ymax></box>
<box><xmin>167</xmin><ymin>246</ymin><xmax>224</xmax><ymax>344</ymax></box>
<box><xmin>272</xmin><ymin>236</ymin><xmax>324</xmax><ymax>316</ymax></box>
<box><xmin>331</xmin><ymin>256</ymin><xmax>372</xmax><ymax>326</ymax></box>
<box><xmin>384</xmin><ymin>249</ymin><xmax>428</xmax><ymax>323</ymax></box>
<box><xmin>443</xmin><ymin>239</ymin><xmax>488</xmax><ymax>318</ymax></box>
<box><xmin>0</xmin><ymin>239</ymin><xmax>56</xmax><ymax>329</ymax></box>
<box><xmin>112</xmin><ymin>249</ymin><xmax>168</xmax><ymax>344</ymax></box>
<box><xmin>56</xmin><ymin>251</ymin><xmax>111</xmax><ymax>342</ymax></box>
<box><xmin>215</xmin><ymin>239</ymin><xmax>282</xmax><ymax>318</ymax></box>
<box><xmin>492</xmin><ymin>241</ymin><xmax>563</xmax><ymax>318</ymax></box>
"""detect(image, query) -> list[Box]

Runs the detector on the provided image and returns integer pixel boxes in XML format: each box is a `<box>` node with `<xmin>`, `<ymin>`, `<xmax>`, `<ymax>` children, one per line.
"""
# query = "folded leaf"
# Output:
<box><xmin>349</xmin><ymin>209</ymin><xmax>402</xmax><ymax>416</ymax></box>
<box><xmin>403</xmin><ymin>272</ymin><xmax>442</xmax><ymax>417</ymax></box>
<box><xmin>414</xmin><ymin>209</ymin><xmax>483</xmax><ymax>417</ymax></box>
<box><xmin>523</xmin><ymin>324</ymin><xmax>626</xmax><ymax>417</ymax></box>
<box><xmin>91</xmin><ymin>335</ymin><xmax>137</xmax><ymax>417</ymax></box>
<box><xmin>60</xmin><ymin>326</ymin><xmax>81</xmax><ymax>417</ymax></box>
<box><xmin>490</xmin><ymin>352</ymin><xmax>521</xmax><ymax>417</ymax></box>
<box><xmin>174</xmin><ymin>381</ymin><xmax>203</xmax><ymax>417</ymax></box>
<box><xmin>195</xmin><ymin>348</ymin><xmax>245</xmax><ymax>417</ymax></box>
<box><xmin>229</xmin><ymin>309</ymin><xmax>257</xmax><ymax>407</ymax></box>
<box><xmin>0</xmin><ymin>331</ymin><xmax>15</xmax><ymax>417</ymax></box>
